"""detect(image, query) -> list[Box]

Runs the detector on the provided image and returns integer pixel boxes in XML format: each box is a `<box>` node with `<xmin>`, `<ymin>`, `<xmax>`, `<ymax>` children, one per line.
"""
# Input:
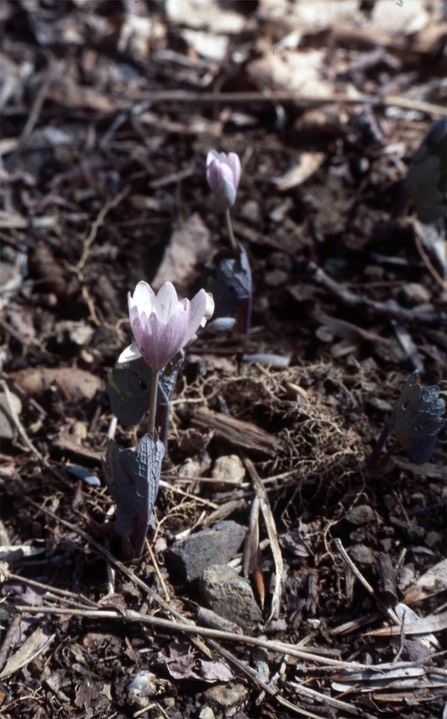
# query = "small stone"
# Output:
<box><xmin>168</xmin><ymin>521</ymin><xmax>246</xmax><ymax>583</ymax></box>
<box><xmin>425</xmin><ymin>531</ymin><xmax>442</xmax><ymax>548</ymax></box>
<box><xmin>240</xmin><ymin>200</ymin><xmax>260</xmax><ymax>224</ymax></box>
<box><xmin>200</xmin><ymin>564</ymin><xmax>262</xmax><ymax>629</ymax></box>
<box><xmin>399</xmin><ymin>282</ymin><xmax>431</xmax><ymax>307</ymax></box>
<box><xmin>364</xmin><ymin>265</ymin><xmax>385</xmax><ymax>281</ymax></box>
<box><xmin>269</xmin><ymin>251</ymin><xmax>293</xmax><ymax>271</ymax></box>
<box><xmin>253</xmin><ymin>296</ymin><xmax>269</xmax><ymax>313</ymax></box>
<box><xmin>126</xmin><ymin>671</ymin><xmax>157</xmax><ymax>708</ymax></box>
<box><xmin>345</xmin><ymin>505</ymin><xmax>377</xmax><ymax>526</ymax></box>
<box><xmin>0</xmin><ymin>391</ymin><xmax>22</xmax><ymax>441</ymax></box>
<box><xmin>348</xmin><ymin>544</ymin><xmax>375</xmax><ymax>566</ymax></box>
<box><xmin>211</xmin><ymin>455</ymin><xmax>245</xmax><ymax>488</ymax></box>
<box><xmin>199</xmin><ymin>707</ymin><xmax>216</xmax><ymax>719</ymax></box>
<box><xmin>265</xmin><ymin>269</ymin><xmax>288</xmax><ymax>287</ymax></box>
<box><xmin>203</xmin><ymin>683</ymin><xmax>248</xmax><ymax>713</ymax></box>
<box><xmin>197</xmin><ymin>606</ymin><xmax>241</xmax><ymax>633</ymax></box>
<box><xmin>367</xmin><ymin>397</ymin><xmax>393</xmax><ymax>413</ymax></box>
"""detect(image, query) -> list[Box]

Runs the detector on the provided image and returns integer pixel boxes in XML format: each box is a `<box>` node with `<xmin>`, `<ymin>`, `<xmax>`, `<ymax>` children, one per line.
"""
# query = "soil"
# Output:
<box><xmin>0</xmin><ymin>2</ymin><xmax>446</xmax><ymax>718</ymax></box>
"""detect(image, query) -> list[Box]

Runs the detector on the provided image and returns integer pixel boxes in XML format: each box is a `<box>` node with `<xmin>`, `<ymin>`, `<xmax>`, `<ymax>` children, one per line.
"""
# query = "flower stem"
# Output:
<box><xmin>147</xmin><ymin>369</ymin><xmax>159</xmax><ymax>439</ymax></box>
<box><xmin>225</xmin><ymin>208</ymin><xmax>239</xmax><ymax>254</ymax></box>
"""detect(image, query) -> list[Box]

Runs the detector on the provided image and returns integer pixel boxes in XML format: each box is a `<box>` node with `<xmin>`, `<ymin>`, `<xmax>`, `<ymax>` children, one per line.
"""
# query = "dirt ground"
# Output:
<box><xmin>1</xmin><ymin>1</ymin><xmax>446</xmax><ymax>718</ymax></box>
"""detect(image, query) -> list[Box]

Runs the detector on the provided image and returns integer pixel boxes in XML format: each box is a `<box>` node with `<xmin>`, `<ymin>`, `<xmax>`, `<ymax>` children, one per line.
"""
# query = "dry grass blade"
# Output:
<box><xmin>244</xmin><ymin>457</ymin><xmax>284</xmax><ymax>620</ymax></box>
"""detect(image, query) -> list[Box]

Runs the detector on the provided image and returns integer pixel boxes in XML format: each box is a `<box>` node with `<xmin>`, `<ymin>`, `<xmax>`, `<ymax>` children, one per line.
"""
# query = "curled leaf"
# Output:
<box><xmin>102</xmin><ymin>434</ymin><xmax>164</xmax><ymax>558</ymax></box>
<box><xmin>391</xmin><ymin>370</ymin><xmax>446</xmax><ymax>464</ymax></box>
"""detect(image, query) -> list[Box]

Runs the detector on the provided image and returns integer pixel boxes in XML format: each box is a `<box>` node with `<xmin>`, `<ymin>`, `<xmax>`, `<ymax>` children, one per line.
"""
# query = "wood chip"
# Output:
<box><xmin>192</xmin><ymin>408</ymin><xmax>283</xmax><ymax>456</ymax></box>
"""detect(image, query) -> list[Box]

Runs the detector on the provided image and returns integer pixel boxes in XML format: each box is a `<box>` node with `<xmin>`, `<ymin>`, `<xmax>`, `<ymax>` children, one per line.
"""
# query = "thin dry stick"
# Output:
<box><xmin>129</xmin><ymin>89</ymin><xmax>447</xmax><ymax>117</ymax></box>
<box><xmin>15</xmin><ymin>603</ymin><xmax>442</xmax><ymax>671</ymax></box>
<box><xmin>24</xmin><ymin>497</ymin><xmax>212</xmax><ymax>662</ymax></box>
<box><xmin>8</xmin><ymin>572</ymin><xmax>98</xmax><ymax>608</ymax></box>
<box><xmin>290</xmin><ymin>680</ymin><xmax>360</xmax><ymax>716</ymax></box>
<box><xmin>414</xmin><ymin>228</ymin><xmax>446</xmax><ymax>290</ymax></box>
<box><xmin>334</xmin><ymin>538</ymin><xmax>401</xmax><ymax>627</ymax></box>
<box><xmin>145</xmin><ymin>539</ymin><xmax>171</xmax><ymax>603</ymax></box>
<box><xmin>19</xmin><ymin>64</ymin><xmax>54</xmax><ymax>145</ymax></box>
<box><xmin>309</xmin><ymin>262</ymin><xmax>447</xmax><ymax>327</ymax></box>
<box><xmin>204</xmin><ymin>638</ymin><xmax>332</xmax><ymax>719</ymax></box>
<box><xmin>76</xmin><ymin>186</ymin><xmax>129</xmax><ymax>272</ymax></box>
<box><xmin>0</xmin><ymin>380</ymin><xmax>44</xmax><ymax>461</ymax></box>
<box><xmin>159</xmin><ymin>479</ymin><xmax>219</xmax><ymax>508</ymax></box>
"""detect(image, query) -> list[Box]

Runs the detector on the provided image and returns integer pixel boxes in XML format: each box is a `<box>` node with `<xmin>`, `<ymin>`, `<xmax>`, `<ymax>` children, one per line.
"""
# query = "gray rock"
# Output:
<box><xmin>168</xmin><ymin>521</ymin><xmax>246</xmax><ymax>583</ymax></box>
<box><xmin>264</xmin><ymin>269</ymin><xmax>288</xmax><ymax>287</ymax></box>
<box><xmin>0</xmin><ymin>391</ymin><xmax>21</xmax><ymax>441</ymax></box>
<box><xmin>203</xmin><ymin>682</ymin><xmax>248</xmax><ymax>713</ymax></box>
<box><xmin>126</xmin><ymin>670</ymin><xmax>157</xmax><ymax>708</ymax></box>
<box><xmin>200</xmin><ymin>564</ymin><xmax>262</xmax><ymax>630</ymax></box>
<box><xmin>348</xmin><ymin>543</ymin><xmax>375</xmax><ymax>566</ymax></box>
<box><xmin>345</xmin><ymin>505</ymin><xmax>376</xmax><ymax>526</ymax></box>
<box><xmin>399</xmin><ymin>282</ymin><xmax>431</xmax><ymax>307</ymax></box>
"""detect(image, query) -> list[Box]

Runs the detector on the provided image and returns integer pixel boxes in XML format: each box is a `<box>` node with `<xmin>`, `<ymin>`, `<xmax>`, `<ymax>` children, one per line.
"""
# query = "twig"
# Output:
<box><xmin>414</xmin><ymin>226</ymin><xmax>446</xmax><ymax>290</ymax></box>
<box><xmin>76</xmin><ymin>186</ymin><xmax>129</xmax><ymax>272</ymax></box>
<box><xmin>205</xmin><ymin>638</ymin><xmax>329</xmax><ymax>719</ymax></box>
<box><xmin>19</xmin><ymin>64</ymin><xmax>54</xmax><ymax>145</ymax></box>
<box><xmin>333</xmin><ymin>538</ymin><xmax>401</xmax><ymax>626</ymax></box>
<box><xmin>290</xmin><ymin>680</ymin><xmax>360</xmax><ymax>715</ymax></box>
<box><xmin>8</xmin><ymin>572</ymin><xmax>98</xmax><ymax>608</ymax></box>
<box><xmin>14</xmin><ymin>603</ymin><xmax>443</xmax><ymax>671</ymax></box>
<box><xmin>0</xmin><ymin>380</ymin><xmax>44</xmax><ymax>460</ymax></box>
<box><xmin>130</xmin><ymin>90</ymin><xmax>447</xmax><ymax>118</ymax></box>
<box><xmin>145</xmin><ymin>539</ymin><xmax>171</xmax><ymax>603</ymax></box>
<box><xmin>309</xmin><ymin>262</ymin><xmax>447</xmax><ymax>327</ymax></box>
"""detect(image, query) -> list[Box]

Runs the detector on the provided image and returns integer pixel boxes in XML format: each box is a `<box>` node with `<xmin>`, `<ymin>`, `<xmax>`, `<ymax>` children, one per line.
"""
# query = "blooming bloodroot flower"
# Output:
<box><xmin>206</xmin><ymin>150</ymin><xmax>241</xmax><ymax>209</ymax></box>
<box><xmin>118</xmin><ymin>281</ymin><xmax>214</xmax><ymax>371</ymax></box>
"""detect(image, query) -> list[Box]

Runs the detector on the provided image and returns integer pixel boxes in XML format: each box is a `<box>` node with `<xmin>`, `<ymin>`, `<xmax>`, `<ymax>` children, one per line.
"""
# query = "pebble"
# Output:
<box><xmin>126</xmin><ymin>671</ymin><xmax>157</xmax><ymax>708</ymax></box>
<box><xmin>345</xmin><ymin>505</ymin><xmax>377</xmax><ymax>526</ymax></box>
<box><xmin>200</xmin><ymin>564</ymin><xmax>262</xmax><ymax>629</ymax></box>
<box><xmin>264</xmin><ymin>269</ymin><xmax>288</xmax><ymax>287</ymax></box>
<box><xmin>203</xmin><ymin>683</ymin><xmax>248</xmax><ymax>715</ymax></box>
<box><xmin>199</xmin><ymin>708</ymin><xmax>215</xmax><ymax>719</ymax></box>
<box><xmin>269</xmin><ymin>251</ymin><xmax>293</xmax><ymax>271</ymax></box>
<box><xmin>347</xmin><ymin>543</ymin><xmax>376</xmax><ymax>566</ymax></box>
<box><xmin>211</xmin><ymin>455</ymin><xmax>245</xmax><ymax>488</ymax></box>
<box><xmin>0</xmin><ymin>391</ymin><xmax>22</xmax><ymax>441</ymax></box>
<box><xmin>168</xmin><ymin>521</ymin><xmax>246</xmax><ymax>583</ymax></box>
<box><xmin>240</xmin><ymin>200</ymin><xmax>261</xmax><ymax>224</ymax></box>
<box><xmin>399</xmin><ymin>282</ymin><xmax>431</xmax><ymax>306</ymax></box>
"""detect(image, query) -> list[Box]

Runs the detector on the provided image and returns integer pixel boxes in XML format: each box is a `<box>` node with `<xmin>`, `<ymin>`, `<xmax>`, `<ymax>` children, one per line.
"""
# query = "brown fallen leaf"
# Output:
<box><xmin>271</xmin><ymin>153</ymin><xmax>325</xmax><ymax>190</ymax></box>
<box><xmin>12</xmin><ymin>367</ymin><xmax>103</xmax><ymax>402</ymax></box>
<box><xmin>152</xmin><ymin>213</ymin><xmax>212</xmax><ymax>293</ymax></box>
<box><xmin>0</xmin><ymin>626</ymin><xmax>55</xmax><ymax>680</ymax></box>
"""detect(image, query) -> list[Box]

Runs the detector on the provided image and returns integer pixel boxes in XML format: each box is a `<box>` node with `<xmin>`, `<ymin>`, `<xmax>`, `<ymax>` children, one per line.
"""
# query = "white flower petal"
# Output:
<box><xmin>129</xmin><ymin>281</ymin><xmax>155</xmax><ymax>314</ymax></box>
<box><xmin>184</xmin><ymin>289</ymin><xmax>208</xmax><ymax>344</ymax></box>
<box><xmin>117</xmin><ymin>342</ymin><xmax>142</xmax><ymax>365</ymax></box>
<box><xmin>201</xmin><ymin>292</ymin><xmax>215</xmax><ymax>326</ymax></box>
<box><xmin>154</xmin><ymin>281</ymin><xmax>179</xmax><ymax>322</ymax></box>
<box><xmin>227</xmin><ymin>153</ymin><xmax>241</xmax><ymax>188</ymax></box>
<box><xmin>206</xmin><ymin>149</ymin><xmax>219</xmax><ymax>166</ymax></box>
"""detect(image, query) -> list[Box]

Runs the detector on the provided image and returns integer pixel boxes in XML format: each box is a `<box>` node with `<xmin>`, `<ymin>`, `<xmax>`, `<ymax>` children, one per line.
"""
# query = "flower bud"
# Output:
<box><xmin>206</xmin><ymin>149</ymin><xmax>241</xmax><ymax>209</ymax></box>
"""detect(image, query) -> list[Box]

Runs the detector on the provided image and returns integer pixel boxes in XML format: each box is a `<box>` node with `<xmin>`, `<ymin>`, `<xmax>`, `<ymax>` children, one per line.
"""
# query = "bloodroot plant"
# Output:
<box><xmin>367</xmin><ymin>370</ymin><xmax>446</xmax><ymax>470</ymax></box>
<box><xmin>206</xmin><ymin>150</ymin><xmax>253</xmax><ymax>334</ymax></box>
<box><xmin>103</xmin><ymin>281</ymin><xmax>214</xmax><ymax>559</ymax></box>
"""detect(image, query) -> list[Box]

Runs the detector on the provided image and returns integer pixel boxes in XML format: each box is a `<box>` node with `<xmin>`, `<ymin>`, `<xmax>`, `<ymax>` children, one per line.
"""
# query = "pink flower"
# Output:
<box><xmin>118</xmin><ymin>281</ymin><xmax>214</xmax><ymax>371</ymax></box>
<box><xmin>206</xmin><ymin>150</ymin><xmax>241</xmax><ymax>208</ymax></box>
